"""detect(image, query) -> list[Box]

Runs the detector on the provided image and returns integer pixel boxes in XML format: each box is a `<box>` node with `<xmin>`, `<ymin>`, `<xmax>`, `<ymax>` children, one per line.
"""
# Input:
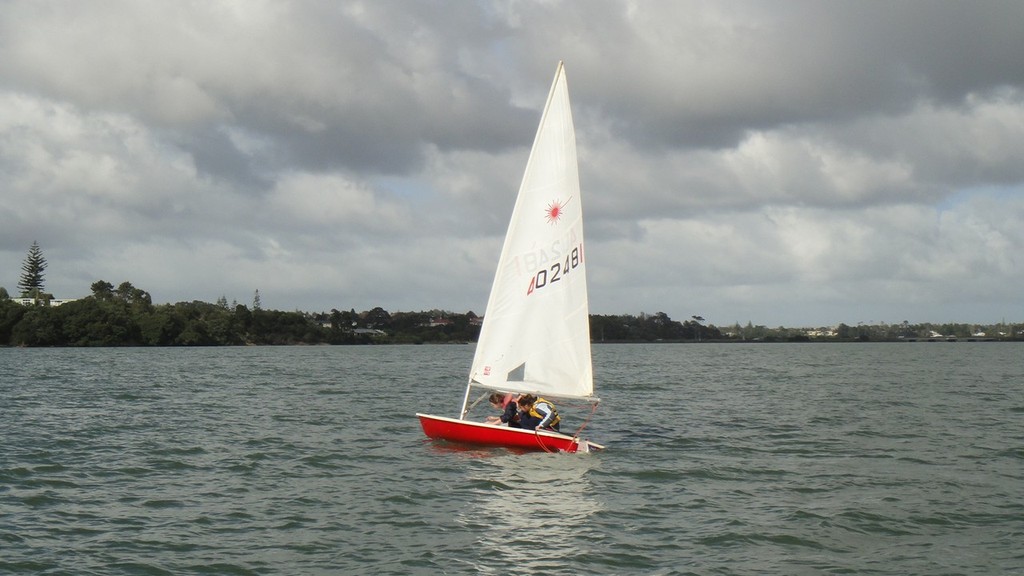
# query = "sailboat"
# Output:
<box><xmin>417</xmin><ymin>62</ymin><xmax>603</xmax><ymax>453</ymax></box>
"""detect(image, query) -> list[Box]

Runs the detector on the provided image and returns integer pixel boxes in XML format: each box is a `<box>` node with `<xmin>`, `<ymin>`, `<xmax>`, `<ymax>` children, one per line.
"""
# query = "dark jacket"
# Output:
<box><xmin>499</xmin><ymin>401</ymin><xmax>522</xmax><ymax>428</ymax></box>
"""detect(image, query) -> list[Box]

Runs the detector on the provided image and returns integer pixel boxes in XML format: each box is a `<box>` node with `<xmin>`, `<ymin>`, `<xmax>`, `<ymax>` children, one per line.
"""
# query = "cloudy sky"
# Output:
<box><xmin>2</xmin><ymin>1</ymin><xmax>1023</xmax><ymax>328</ymax></box>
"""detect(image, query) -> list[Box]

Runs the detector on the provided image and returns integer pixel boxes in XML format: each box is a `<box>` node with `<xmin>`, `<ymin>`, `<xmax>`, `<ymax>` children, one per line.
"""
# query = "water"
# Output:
<box><xmin>2</xmin><ymin>343</ymin><xmax>1022</xmax><ymax>575</ymax></box>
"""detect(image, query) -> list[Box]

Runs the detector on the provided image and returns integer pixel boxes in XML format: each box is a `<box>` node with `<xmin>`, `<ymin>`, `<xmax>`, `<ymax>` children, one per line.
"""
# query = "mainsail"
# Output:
<box><xmin>467</xmin><ymin>61</ymin><xmax>593</xmax><ymax>402</ymax></box>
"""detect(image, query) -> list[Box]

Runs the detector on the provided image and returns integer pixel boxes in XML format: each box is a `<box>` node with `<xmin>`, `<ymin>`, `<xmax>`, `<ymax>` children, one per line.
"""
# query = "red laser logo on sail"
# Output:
<box><xmin>545</xmin><ymin>198</ymin><xmax>568</xmax><ymax>224</ymax></box>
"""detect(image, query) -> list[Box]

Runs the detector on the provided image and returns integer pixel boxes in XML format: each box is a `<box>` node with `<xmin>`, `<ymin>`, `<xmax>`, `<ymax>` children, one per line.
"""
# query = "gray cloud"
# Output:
<box><xmin>2</xmin><ymin>0</ymin><xmax>1023</xmax><ymax>326</ymax></box>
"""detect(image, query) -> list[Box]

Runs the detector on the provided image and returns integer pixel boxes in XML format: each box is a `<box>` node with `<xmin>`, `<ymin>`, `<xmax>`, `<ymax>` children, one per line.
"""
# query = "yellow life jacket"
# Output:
<box><xmin>526</xmin><ymin>397</ymin><xmax>561</xmax><ymax>427</ymax></box>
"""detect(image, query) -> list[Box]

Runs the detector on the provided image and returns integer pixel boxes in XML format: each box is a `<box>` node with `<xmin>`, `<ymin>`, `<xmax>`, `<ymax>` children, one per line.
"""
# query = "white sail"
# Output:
<box><xmin>468</xmin><ymin>62</ymin><xmax>593</xmax><ymax>400</ymax></box>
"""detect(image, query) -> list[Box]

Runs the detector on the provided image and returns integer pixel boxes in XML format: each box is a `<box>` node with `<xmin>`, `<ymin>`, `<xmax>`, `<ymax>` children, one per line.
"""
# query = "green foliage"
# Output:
<box><xmin>18</xmin><ymin>241</ymin><xmax>48</xmax><ymax>297</ymax></box>
<box><xmin>58</xmin><ymin>298</ymin><xmax>133</xmax><ymax>345</ymax></box>
<box><xmin>2</xmin><ymin>278</ymin><xmax>1020</xmax><ymax>347</ymax></box>
<box><xmin>91</xmin><ymin>280</ymin><xmax>115</xmax><ymax>300</ymax></box>
<box><xmin>0</xmin><ymin>280</ymin><xmax>313</xmax><ymax>347</ymax></box>
<box><xmin>0</xmin><ymin>298</ymin><xmax>28</xmax><ymax>342</ymax></box>
<box><xmin>589</xmin><ymin>311</ymin><xmax>723</xmax><ymax>342</ymax></box>
<box><xmin>10</xmin><ymin>306</ymin><xmax>62</xmax><ymax>345</ymax></box>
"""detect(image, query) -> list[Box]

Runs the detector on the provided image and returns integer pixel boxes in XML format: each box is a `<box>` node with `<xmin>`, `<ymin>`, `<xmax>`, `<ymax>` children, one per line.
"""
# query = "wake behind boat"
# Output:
<box><xmin>417</xmin><ymin>62</ymin><xmax>603</xmax><ymax>453</ymax></box>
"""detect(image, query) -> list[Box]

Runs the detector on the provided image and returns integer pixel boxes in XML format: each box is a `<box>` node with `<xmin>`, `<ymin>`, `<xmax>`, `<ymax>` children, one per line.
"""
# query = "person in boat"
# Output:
<box><xmin>485</xmin><ymin>392</ymin><xmax>522</xmax><ymax>428</ymax></box>
<box><xmin>516</xmin><ymin>394</ymin><xmax>561</xmax><ymax>431</ymax></box>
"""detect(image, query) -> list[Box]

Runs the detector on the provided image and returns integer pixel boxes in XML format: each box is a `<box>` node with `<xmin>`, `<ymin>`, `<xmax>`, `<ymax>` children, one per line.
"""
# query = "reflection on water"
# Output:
<box><xmin>425</xmin><ymin>441</ymin><xmax>534</xmax><ymax>458</ymax></box>
<box><xmin>455</xmin><ymin>451</ymin><xmax>604</xmax><ymax>573</ymax></box>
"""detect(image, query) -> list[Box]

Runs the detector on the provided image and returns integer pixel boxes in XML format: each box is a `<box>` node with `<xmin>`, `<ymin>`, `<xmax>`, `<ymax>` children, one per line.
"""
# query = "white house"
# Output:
<box><xmin>13</xmin><ymin>297</ymin><xmax>77</xmax><ymax>307</ymax></box>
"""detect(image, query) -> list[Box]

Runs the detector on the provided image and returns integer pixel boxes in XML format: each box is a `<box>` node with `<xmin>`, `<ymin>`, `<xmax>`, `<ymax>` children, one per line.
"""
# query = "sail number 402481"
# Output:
<box><xmin>527</xmin><ymin>244</ymin><xmax>583</xmax><ymax>295</ymax></box>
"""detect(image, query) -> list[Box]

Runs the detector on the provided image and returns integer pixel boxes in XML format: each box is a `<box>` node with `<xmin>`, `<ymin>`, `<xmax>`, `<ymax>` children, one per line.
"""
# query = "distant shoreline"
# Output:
<box><xmin>5</xmin><ymin>338</ymin><xmax>1023</xmax><ymax>349</ymax></box>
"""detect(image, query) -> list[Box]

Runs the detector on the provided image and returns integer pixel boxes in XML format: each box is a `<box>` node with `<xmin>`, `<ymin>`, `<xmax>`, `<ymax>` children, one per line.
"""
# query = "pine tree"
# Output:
<box><xmin>18</xmin><ymin>241</ymin><xmax>47</xmax><ymax>297</ymax></box>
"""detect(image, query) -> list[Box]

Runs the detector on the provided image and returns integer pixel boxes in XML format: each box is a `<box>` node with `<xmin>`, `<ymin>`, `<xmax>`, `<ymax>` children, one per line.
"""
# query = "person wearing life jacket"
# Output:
<box><xmin>516</xmin><ymin>394</ymin><xmax>560</xmax><ymax>431</ymax></box>
<box><xmin>485</xmin><ymin>392</ymin><xmax>521</xmax><ymax>428</ymax></box>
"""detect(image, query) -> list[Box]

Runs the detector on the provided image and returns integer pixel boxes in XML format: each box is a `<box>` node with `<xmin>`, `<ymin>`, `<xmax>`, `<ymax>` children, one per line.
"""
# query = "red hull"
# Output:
<box><xmin>416</xmin><ymin>413</ymin><xmax>603</xmax><ymax>453</ymax></box>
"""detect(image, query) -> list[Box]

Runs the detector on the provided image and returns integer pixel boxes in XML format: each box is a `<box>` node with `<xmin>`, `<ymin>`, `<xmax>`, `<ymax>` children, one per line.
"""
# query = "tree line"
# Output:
<box><xmin>0</xmin><ymin>278</ymin><xmax>727</xmax><ymax>347</ymax></box>
<box><xmin>0</xmin><ymin>280</ymin><xmax>445</xmax><ymax>346</ymax></box>
<box><xmin>0</xmin><ymin>242</ymin><xmax>723</xmax><ymax>346</ymax></box>
<box><xmin>3</xmin><ymin>243</ymin><xmax>1020</xmax><ymax>346</ymax></box>
<box><xmin>2</xmin><ymin>282</ymin><xmax>1021</xmax><ymax>347</ymax></box>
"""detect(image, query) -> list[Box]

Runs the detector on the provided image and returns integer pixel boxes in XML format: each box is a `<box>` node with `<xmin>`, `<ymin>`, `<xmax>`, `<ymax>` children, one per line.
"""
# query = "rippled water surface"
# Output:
<box><xmin>2</xmin><ymin>343</ymin><xmax>1022</xmax><ymax>575</ymax></box>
